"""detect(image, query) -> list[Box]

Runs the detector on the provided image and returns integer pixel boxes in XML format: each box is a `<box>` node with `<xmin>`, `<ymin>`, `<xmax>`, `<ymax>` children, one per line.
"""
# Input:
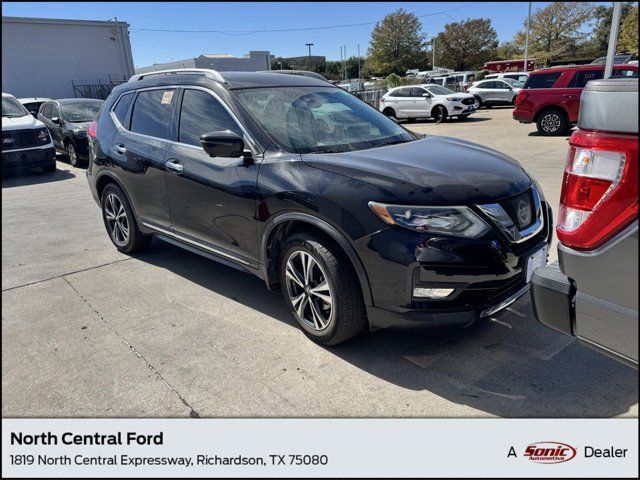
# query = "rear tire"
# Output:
<box><xmin>280</xmin><ymin>234</ymin><xmax>366</xmax><ymax>345</ymax></box>
<box><xmin>65</xmin><ymin>140</ymin><xmax>86</xmax><ymax>168</ymax></box>
<box><xmin>101</xmin><ymin>183</ymin><xmax>151</xmax><ymax>253</ymax></box>
<box><xmin>536</xmin><ymin>108</ymin><xmax>568</xmax><ymax>135</ymax></box>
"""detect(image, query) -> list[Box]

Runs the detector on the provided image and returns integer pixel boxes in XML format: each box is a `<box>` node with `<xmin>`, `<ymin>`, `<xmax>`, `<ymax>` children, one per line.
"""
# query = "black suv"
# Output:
<box><xmin>87</xmin><ymin>69</ymin><xmax>552</xmax><ymax>345</ymax></box>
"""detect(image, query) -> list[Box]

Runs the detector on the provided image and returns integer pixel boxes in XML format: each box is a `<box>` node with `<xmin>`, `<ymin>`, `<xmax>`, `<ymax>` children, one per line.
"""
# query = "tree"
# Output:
<box><xmin>514</xmin><ymin>2</ymin><xmax>595</xmax><ymax>64</ymax></box>
<box><xmin>433</xmin><ymin>18</ymin><xmax>499</xmax><ymax>70</ymax></box>
<box><xmin>618</xmin><ymin>6</ymin><xmax>639</xmax><ymax>55</ymax></box>
<box><xmin>366</xmin><ymin>8</ymin><xmax>428</xmax><ymax>76</ymax></box>
<box><xmin>590</xmin><ymin>2</ymin><xmax>635</xmax><ymax>55</ymax></box>
<box><xmin>496</xmin><ymin>41</ymin><xmax>522</xmax><ymax>61</ymax></box>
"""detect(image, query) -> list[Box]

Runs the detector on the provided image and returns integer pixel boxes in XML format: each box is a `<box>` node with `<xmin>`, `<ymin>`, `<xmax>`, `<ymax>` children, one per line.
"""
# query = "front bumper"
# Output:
<box><xmin>2</xmin><ymin>145</ymin><xmax>55</xmax><ymax>170</ymax></box>
<box><xmin>358</xmin><ymin>200</ymin><xmax>553</xmax><ymax>331</ymax></box>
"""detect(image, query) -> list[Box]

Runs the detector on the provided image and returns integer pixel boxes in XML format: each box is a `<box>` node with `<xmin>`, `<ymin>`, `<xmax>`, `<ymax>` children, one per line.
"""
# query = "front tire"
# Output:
<box><xmin>433</xmin><ymin>105</ymin><xmax>448</xmax><ymax>124</ymax></box>
<box><xmin>101</xmin><ymin>184</ymin><xmax>151</xmax><ymax>253</ymax></box>
<box><xmin>536</xmin><ymin>108</ymin><xmax>568</xmax><ymax>135</ymax></box>
<box><xmin>280</xmin><ymin>234</ymin><xmax>366</xmax><ymax>345</ymax></box>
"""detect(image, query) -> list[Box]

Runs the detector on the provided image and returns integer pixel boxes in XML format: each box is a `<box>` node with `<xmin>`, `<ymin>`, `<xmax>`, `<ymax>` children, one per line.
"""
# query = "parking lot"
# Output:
<box><xmin>2</xmin><ymin>107</ymin><xmax>638</xmax><ymax>418</ymax></box>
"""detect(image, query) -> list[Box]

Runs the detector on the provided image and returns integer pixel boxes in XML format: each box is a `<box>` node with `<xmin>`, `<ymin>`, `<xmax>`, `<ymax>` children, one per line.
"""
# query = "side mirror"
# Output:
<box><xmin>422</xmin><ymin>92</ymin><xmax>432</xmax><ymax>98</ymax></box>
<box><xmin>199</xmin><ymin>131</ymin><xmax>245</xmax><ymax>158</ymax></box>
<box><xmin>51</xmin><ymin>117</ymin><xmax>61</xmax><ymax>125</ymax></box>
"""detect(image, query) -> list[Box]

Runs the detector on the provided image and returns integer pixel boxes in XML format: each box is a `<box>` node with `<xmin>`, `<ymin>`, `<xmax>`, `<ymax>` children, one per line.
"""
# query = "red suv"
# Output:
<box><xmin>513</xmin><ymin>64</ymin><xmax>638</xmax><ymax>135</ymax></box>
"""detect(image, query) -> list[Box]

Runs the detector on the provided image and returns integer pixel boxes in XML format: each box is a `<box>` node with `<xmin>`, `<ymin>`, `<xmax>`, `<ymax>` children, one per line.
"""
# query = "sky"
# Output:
<box><xmin>2</xmin><ymin>2</ymin><xmax>606</xmax><ymax>68</ymax></box>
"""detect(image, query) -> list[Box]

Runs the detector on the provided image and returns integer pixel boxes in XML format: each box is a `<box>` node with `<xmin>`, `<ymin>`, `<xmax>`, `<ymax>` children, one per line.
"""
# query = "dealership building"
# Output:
<box><xmin>135</xmin><ymin>51</ymin><xmax>272</xmax><ymax>74</ymax></box>
<box><xmin>2</xmin><ymin>16</ymin><xmax>135</xmax><ymax>99</ymax></box>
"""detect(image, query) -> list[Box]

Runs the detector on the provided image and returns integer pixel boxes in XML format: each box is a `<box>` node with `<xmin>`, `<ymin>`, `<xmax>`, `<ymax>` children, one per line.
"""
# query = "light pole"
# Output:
<box><xmin>305</xmin><ymin>43</ymin><xmax>314</xmax><ymax>71</ymax></box>
<box><xmin>432</xmin><ymin>38</ymin><xmax>436</xmax><ymax>70</ymax></box>
<box><xmin>357</xmin><ymin>43</ymin><xmax>361</xmax><ymax>79</ymax></box>
<box><xmin>523</xmin><ymin>1</ymin><xmax>532</xmax><ymax>71</ymax></box>
<box><xmin>604</xmin><ymin>2</ymin><xmax>622</xmax><ymax>78</ymax></box>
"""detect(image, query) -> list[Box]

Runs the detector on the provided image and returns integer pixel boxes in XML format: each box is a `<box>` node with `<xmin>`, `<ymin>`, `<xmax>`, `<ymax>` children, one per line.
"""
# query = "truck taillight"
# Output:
<box><xmin>88</xmin><ymin>120</ymin><xmax>98</xmax><ymax>139</ymax></box>
<box><xmin>557</xmin><ymin>130</ymin><xmax>638</xmax><ymax>250</ymax></box>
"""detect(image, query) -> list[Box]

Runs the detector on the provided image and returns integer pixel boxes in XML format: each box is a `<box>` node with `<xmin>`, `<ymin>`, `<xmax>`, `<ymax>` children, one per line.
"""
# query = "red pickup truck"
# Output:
<box><xmin>513</xmin><ymin>64</ymin><xmax>638</xmax><ymax>135</ymax></box>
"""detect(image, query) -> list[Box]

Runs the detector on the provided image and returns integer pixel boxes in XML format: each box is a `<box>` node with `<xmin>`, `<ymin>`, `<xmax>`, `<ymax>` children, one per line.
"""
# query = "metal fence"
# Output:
<box><xmin>71</xmin><ymin>74</ymin><xmax>127</xmax><ymax>100</ymax></box>
<box><xmin>353</xmin><ymin>89</ymin><xmax>387</xmax><ymax>109</ymax></box>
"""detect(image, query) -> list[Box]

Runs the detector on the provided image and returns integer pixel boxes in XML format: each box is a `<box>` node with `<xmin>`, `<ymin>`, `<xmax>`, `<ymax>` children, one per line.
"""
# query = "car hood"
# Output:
<box><xmin>1</xmin><ymin>114</ymin><xmax>45</xmax><ymax>131</ymax></box>
<box><xmin>301</xmin><ymin>136</ymin><xmax>532</xmax><ymax>205</ymax></box>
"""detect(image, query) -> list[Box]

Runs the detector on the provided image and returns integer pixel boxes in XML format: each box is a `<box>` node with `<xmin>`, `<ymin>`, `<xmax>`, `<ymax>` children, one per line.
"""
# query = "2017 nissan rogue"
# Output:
<box><xmin>86</xmin><ymin>69</ymin><xmax>553</xmax><ymax>345</ymax></box>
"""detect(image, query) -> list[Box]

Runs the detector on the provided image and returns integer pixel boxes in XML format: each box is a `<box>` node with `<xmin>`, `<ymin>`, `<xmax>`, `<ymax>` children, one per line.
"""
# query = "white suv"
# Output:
<box><xmin>379</xmin><ymin>84</ymin><xmax>478</xmax><ymax>122</ymax></box>
<box><xmin>2</xmin><ymin>92</ymin><xmax>55</xmax><ymax>173</ymax></box>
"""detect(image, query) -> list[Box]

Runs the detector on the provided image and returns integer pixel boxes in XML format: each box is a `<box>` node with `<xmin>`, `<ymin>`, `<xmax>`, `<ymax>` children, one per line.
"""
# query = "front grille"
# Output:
<box><xmin>499</xmin><ymin>189</ymin><xmax>535</xmax><ymax>229</ymax></box>
<box><xmin>2</xmin><ymin>129</ymin><xmax>43</xmax><ymax>150</ymax></box>
<box><xmin>462</xmin><ymin>97</ymin><xmax>475</xmax><ymax>105</ymax></box>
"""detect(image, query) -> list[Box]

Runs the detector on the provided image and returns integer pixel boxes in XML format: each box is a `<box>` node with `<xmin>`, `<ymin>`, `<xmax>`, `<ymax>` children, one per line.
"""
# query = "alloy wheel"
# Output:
<box><xmin>541</xmin><ymin>113</ymin><xmax>561</xmax><ymax>133</ymax></box>
<box><xmin>104</xmin><ymin>193</ymin><xmax>129</xmax><ymax>246</ymax></box>
<box><xmin>285</xmin><ymin>250</ymin><xmax>334</xmax><ymax>331</ymax></box>
<box><xmin>66</xmin><ymin>143</ymin><xmax>77</xmax><ymax>166</ymax></box>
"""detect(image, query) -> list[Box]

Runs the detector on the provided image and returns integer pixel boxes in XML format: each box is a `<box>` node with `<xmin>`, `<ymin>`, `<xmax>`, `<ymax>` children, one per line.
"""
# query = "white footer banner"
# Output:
<box><xmin>2</xmin><ymin>418</ymin><xmax>638</xmax><ymax>478</ymax></box>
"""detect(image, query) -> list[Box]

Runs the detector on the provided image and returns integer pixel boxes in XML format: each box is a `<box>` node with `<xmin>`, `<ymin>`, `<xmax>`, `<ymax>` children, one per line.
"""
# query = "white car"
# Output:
<box><xmin>379</xmin><ymin>84</ymin><xmax>478</xmax><ymax>122</ymax></box>
<box><xmin>18</xmin><ymin>97</ymin><xmax>52</xmax><ymax>118</ymax></box>
<box><xmin>2</xmin><ymin>92</ymin><xmax>56</xmax><ymax>173</ymax></box>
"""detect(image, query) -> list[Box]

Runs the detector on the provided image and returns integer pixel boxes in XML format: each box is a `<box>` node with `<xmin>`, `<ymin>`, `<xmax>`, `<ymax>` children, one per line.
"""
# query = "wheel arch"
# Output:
<box><xmin>261</xmin><ymin>212</ymin><xmax>373</xmax><ymax>307</ymax></box>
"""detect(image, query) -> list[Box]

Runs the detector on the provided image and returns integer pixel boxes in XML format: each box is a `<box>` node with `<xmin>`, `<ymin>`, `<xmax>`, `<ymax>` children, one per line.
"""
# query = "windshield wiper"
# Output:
<box><xmin>377</xmin><ymin>139</ymin><xmax>411</xmax><ymax>148</ymax></box>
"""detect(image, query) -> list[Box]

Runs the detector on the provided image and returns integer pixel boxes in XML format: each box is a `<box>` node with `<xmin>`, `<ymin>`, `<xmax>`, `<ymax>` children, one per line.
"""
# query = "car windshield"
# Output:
<box><xmin>2</xmin><ymin>97</ymin><xmax>29</xmax><ymax>118</ymax></box>
<box><xmin>425</xmin><ymin>85</ymin><xmax>454</xmax><ymax>95</ymax></box>
<box><xmin>234</xmin><ymin>86</ymin><xmax>417</xmax><ymax>154</ymax></box>
<box><xmin>60</xmin><ymin>102</ymin><xmax>103</xmax><ymax>122</ymax></box>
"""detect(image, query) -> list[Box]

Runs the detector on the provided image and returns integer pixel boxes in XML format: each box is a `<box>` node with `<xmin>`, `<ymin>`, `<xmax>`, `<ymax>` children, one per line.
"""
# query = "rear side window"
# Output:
<box><xmin>112</xmin><ymin>92</ymin><xmax>134</xmax><ymax>127</ymax></box>
<box><xmin>178</xmin><ymin>89</ymin><xmax>242</xmax><ymax>147</ymax></box>
<box><xmin>612</xmin><ymin>68</ymin><xmax>638</xmax><ymax>78</ymax></box>
<box><xmin>524</xmin><ymin>72</ymin><xmax>562</xmax><ymax>89</ymax></box>
<box><xmin>568</xmin><ymin>69</ymin><xmax>604</xmax><ymax>88</ymax></box>
<box><xmin>130</xmin><ymin>89</ymin><xmax>176</xmax><ymax>140</ymax></box>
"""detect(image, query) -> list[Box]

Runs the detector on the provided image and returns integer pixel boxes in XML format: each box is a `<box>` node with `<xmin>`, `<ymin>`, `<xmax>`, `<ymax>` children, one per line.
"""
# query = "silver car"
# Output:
<box><xmin>467</xmin><ymin>78</ymin><xmax>521</xmax><ymax>108</ymax></box>
<box><xmin>531</xmin><ymin>78</ymin><xmax>638</xmax><ymax>368</ymax></box>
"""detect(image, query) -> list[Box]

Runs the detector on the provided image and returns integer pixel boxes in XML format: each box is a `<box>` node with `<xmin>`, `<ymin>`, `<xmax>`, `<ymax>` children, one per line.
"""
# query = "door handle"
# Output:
<box><xmin>165</xmin><ymin>158</ymin><xmax>184</xmax><ymax>174</ymax></box>
<box><xmin>112</xmin><ymin>144</ymin><xmax>127</xmax><ymax>155</ymax></box>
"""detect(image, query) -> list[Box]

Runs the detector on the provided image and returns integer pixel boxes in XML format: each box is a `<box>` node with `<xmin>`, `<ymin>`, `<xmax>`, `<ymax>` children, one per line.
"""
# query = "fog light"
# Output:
<box><xmin>413</xmin><ymin>288</ymin><xmax>455</xmax><ymax>299</ymax></box>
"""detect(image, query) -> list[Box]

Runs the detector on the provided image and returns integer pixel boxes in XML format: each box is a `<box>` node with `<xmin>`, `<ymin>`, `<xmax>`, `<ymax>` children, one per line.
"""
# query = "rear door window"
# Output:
<box><xmin>130</xmin><ymin>89</ymin><xmax>176</xmax><ymax>140</ymax></box>
<box><xmin>524</xmin><ymin>72</ymin><xmax>562</xmax><ymax>89</ymax></box>
<box><xmin>477</xmin><ymin>81</ymin><xmax>496</xmax><ymax>89</ymax></box>
<box><xmin>390</xmin><ymin>88</ymin><xmax>411</xmax><ymax>97</ymax></box>
<box><xmin>409</xmin><ymin>87</ymin><xmax>427</xmax><ymax>97</ymax></box>
<box><xmin>568</xmin><ymin>69</ymin><xmax>604</xmax><ymax>88</ymax></box>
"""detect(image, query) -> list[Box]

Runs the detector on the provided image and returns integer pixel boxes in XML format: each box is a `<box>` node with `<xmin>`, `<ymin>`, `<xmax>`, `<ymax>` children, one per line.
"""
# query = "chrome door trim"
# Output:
<box><xmin>142</xmin><ymin>221</ymin><xmax>255</xmax><ymax>267</ymax></box>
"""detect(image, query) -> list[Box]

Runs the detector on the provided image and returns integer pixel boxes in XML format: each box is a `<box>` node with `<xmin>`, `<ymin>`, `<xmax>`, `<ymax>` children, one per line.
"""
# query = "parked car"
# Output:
<box><xmin>591</xmin><ymin>54</ymin><xmax>636</xmax><ymax>65</ymax></box>
<box><xmin>2</xmin><ymin>92</ymin><xmax>55</xmax><ymax>173</ymax></box>
<box><xmin>379</xmin><ymin>84</ymin><xmax>477</xmax><ymax>122</ymax></box>
<box><xmin>87</xmin><ymin>68</ymin><xmax>552</xmax><ymax>345</ymax></box>
<box><xmin>531</xmin><ymin>78</ymin><xmax>638</xmax><ymax>368</ymax></box>
<box><xmin>467</xmin><ymin>78</ymin><xmax>521</xmax><ymax>108</ymax></box>
<box><xmin>38</xmin><ymin>98</ymin><xmax>104</xmax><ymax>167</ymax></box>
<box><xmin>512</xmin><ymin>64</ymin><xmax>638</xmax><ymax>135</ymax></box>
<box><xmin>18</xmin><ymin>97</ymin><xmax>52</xmax><ymax>118</ymax></box>
<box><xmin>484</xmin><ymin>71</ymin><xmax>530</xmax><ymax>83</ymax></box>
<box><xmin>451</xmin><ymin>71</ymin><xmax>476</xmax><ymax>91</ymax></box>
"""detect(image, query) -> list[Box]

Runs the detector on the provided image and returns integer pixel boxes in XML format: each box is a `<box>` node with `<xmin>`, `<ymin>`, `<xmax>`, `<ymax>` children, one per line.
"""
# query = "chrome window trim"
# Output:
<box><xmin>111</xmin><ymin>85</ymin><xmax>259</xmax><ymax>155</ymax></box>
<box><xmin>476</xmin><ymin>186</ymin><xmax>544</xmax><ymax>244</ymax></box>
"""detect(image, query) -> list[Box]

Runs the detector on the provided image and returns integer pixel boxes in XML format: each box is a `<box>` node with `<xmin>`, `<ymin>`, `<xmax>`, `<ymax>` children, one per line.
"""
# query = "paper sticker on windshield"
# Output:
<box><xmin>161</xmin><ymin>91</ymin><xmax>174</xmax><ymax>104</ymax></box>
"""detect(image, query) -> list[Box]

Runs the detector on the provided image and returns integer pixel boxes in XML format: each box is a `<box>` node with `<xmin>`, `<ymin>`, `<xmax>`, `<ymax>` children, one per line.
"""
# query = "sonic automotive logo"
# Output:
<box><xmin>524</xmin><ymin>441</ymin><xmax>577</xmax><ymax>464</ymax></box>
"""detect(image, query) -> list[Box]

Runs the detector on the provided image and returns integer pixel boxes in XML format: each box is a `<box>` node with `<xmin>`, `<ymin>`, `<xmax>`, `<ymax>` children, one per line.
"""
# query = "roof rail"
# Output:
<box><xmin>129</xmin><ymin>68</ymin><xmax>226</xmax><ymax>83</ymax></box>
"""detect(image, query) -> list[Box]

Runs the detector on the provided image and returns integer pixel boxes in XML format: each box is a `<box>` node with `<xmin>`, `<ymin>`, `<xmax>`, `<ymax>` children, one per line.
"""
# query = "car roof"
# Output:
<box><xmin>18</xmin><ymin>97</ymin><xmax>52</xmax><ymax>102</ymax></box>
<box><xmin>50</xmin><ymin>98</ymin><xmax>105</xmax><ymax>104</ymax></box>
<box><xmin>126</xmin><ymin>70</ymin><xmax>332</xmax><ymax>91</ymax></box>
<box><xmin>531</xmin><ymin>64</ymin><xmax>637</xmax><ymax>74</ymax></box>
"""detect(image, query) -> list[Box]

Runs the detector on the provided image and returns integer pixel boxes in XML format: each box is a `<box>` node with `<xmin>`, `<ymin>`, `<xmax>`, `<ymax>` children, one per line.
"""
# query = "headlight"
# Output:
<box><xmin>446</xmin><ymin>97</ymin><xmax>462</xmax><ymax>102</ymax></box>
<box><xmin>368</xmin><ymin>202</ymin><xmax>490</xmax><ymax>237</ymax></box>
<box><xmin>37</xmin><ymin>128</ymin><xmax>50</xmax><ymax>143</ymax></box>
